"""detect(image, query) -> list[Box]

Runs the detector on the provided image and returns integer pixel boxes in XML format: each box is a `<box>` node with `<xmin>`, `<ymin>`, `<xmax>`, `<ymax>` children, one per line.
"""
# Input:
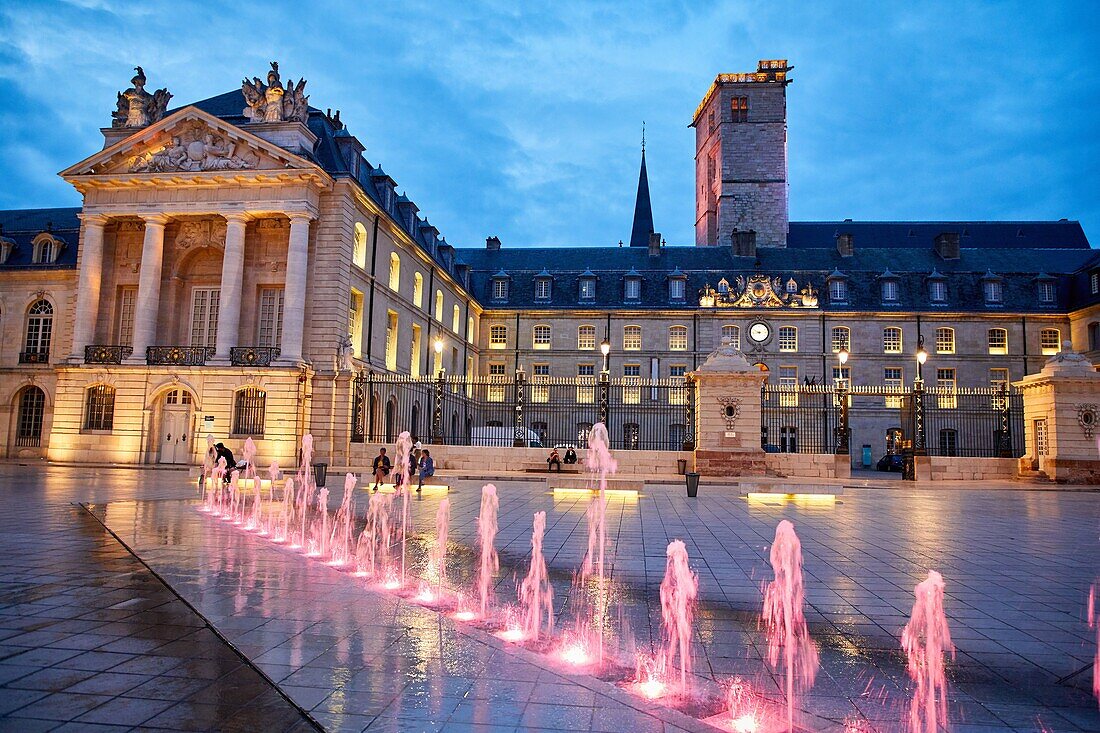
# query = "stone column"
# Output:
<box><xmin>212</xmin><ymin>213</ymin><xmax>250</xmax><ymax>363</ymax></box>
<box><xmin>69</xmin><ymin>213</ymin><xmax>109</xmax><ymax>361</ymax></box>
<box><xmin>1015</xmin><ymin>342</ymin><xmax>1100</xmax><ymax>483</ymax></box>
<box><xmin>127</xmin><ymin>214</ymin><xmax>170</xmax><ymax>364</ymax></box>
<box><xmin>689</xmin><ymin>343</ymin><xmax>768</xmax><ymax>477</ymax></box>
<box><xmin>279</xmin><ymin>212</ymin><xmax>313</xmax><ymax>364</ymax></box>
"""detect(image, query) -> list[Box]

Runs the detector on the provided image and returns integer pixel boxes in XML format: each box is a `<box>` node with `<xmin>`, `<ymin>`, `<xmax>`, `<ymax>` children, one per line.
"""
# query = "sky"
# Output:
<box><xmin>0</xmin><ymin>1</ymin><xmax>1097</xmax><ymax>249</ymax></box>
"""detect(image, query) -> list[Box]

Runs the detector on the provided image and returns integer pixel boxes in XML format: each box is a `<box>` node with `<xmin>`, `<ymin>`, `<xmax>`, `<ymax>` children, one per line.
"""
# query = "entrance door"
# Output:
<box><xmin>158</xmin><ymin>389</ymin><xmax>193</xmax><ymax>464</ymax></box>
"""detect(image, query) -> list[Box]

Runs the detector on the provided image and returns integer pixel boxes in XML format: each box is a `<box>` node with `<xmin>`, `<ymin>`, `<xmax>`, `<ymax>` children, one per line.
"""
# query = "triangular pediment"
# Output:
<box><xmin>61</xmin><ymin>107</ymin><xmax>322</xmax><ymax>179</ymax></box>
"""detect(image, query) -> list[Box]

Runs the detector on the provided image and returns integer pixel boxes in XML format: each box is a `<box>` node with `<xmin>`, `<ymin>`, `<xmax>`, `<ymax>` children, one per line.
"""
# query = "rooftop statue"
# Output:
<box><xmin>112</xmin><ymin>67</ymin><xmax>172</xmax><ymax>128</ymax></box>
<box><xmin>241</xmin><ymin>62</ymin><xmax>309</xmax><ymax>124</ymax></box>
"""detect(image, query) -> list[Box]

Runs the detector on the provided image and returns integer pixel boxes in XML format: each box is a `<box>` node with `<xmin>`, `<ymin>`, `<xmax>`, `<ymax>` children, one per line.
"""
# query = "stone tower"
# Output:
<box><xmin>691</xmin><ymin>60</ymin><xmax>792</xmax><ymax>248</ymax></box>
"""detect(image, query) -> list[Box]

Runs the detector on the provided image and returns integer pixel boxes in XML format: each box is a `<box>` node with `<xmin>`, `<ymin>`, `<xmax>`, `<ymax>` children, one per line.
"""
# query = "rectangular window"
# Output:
<box><xmin>257</xmin><ymin>288</ymin><xmax>284</xmax><ymax>348</ymax></box>
<box><xmin>731</xmin><ymin>96</ymin><xmax>748</xmax><ymax>123</ymax></box>
<box><xmin>884</xmin><ymin>367</ymin><xmax>902</xmax><ymax>408</ymax></box>
<box><xmin>778</xmin><ymin>326</ymin><xmax>797</xmax><ymax>352</ymax></box>
<box><xmin>1038</xmin><ymin>281</ymin><xmax>1056</xmax><ymax>303</ymax></box>
<box><xmin>623</xmin><ymin>326</ymin><xmax>642</xmax><ymax>351</ymax></box>
<box><xmin>410</xmin><ymin>324</ymin><xmax>421</xmax><ymax>378</ymax></box>
<box><xmin>531</xmin><ymin>364</ymin><xmax>550</xmax><ymax>403</ymax></box>
<box><xmin>984</xmin><ymin>280</ymin><xmax>1002</xmax><ymax>303</ymax></box>
<box><xmin>1040</xmin><ymin>328</ymin><xmax>1061</xmax><ymax>355</ymax></box>
<box><xmin>116</xmin><ymin>287</ymin><xmax>137</xmax><ymax>347</ymax></box>
<box><xmin>831</xmin><ymin>327</ymin><xmax>850</xmax><ymax>353</ymax></box>
<box><xmin>83</xmin><ymin>386</ymin><xmax>115</xmax><ymax>431</ymax></box>
<box><xmin>489</xmin><ymin>324</ymin><xmax>508</xmax><ymax>349</ymax></box>
<box><xmin>577</xmin><ymin>364</ymin><xmax>595</xmax><ymax>404</ymax></box>
<box><xmin>492</xmin><ymin>279</ymin><xmax>508</xmax><ymax>300</ymax></box>
<box><xmin>990</xmin><ymin>367</ymin><xmax>1009</xmax><ymax>409</ymax></box>
<box><xmin>623</xmin><ymin>364</ymin><xmax>640</xmax><ymax>404</ymax></box>
<box><xmin>829</xmin><ymin>280</ymin><xmax>847</xmax><ymax>303</ymax></box>
<box><xmin>579</xmin><ymin>279</ymin><xmax>595</xmax><ymax>300</ymax></box>
<box><xmin>939</xmin><ymin>429</ymin><xmax>958</xmax><ymax>457</ymax></box>
<box><xmin>778</xmin><ymin>365</ymin><xmax>798</xmax><ymax>406</ymax></box>
<box><xmin>189</xmin><ymin>288</ymin><xmax>220</xmax><ymax>348</ymax></box>
<box><xmin>988</xmin><ymin>328</ymin><xmax>1008</xmax><ymax>355</ymax></box>
<box><xmin>349</xmin><ymin>289</ymin><xmax>364</xmax><ymax>358</ymax></box>
<box><xmin>232</xmin><ymin>388</ymin><xmax>266</xmax><ymax>436</ymax></box>
<box><xmin>578</xmin><ymin>325</ymin><xmax>596</xmax><ymax>350</ymax></box>
<box><xmin>1092</xmin><ymin>272</ymin><xmax>1099</xmax><ymax>295</ymax></box>
<box><xmin>533</xmin><ymin>325</ymin><xmax>551</xmax><ymax>349</ymax></box>
<box><xmin>936</xmin><ymin>368</ymin><xmax>957</xmax><ymax>408</ymax></box>
<box><xmin>881</xmin><ymin>280</ymin><xmax>898</xmax><ymax>302</ymax></box>
<box><xmin>625</xmin><ymin>279</ymin><xmax>640</xmax><ymax>300</ymax></box>
<box><xmin>831</xmin><ymin>366</ymin><xmax>851</xmax><ymax>407</ymax></box>
<box><xmin>669</xmin><ymin>364</ymin><xmax>687</xmax><ymax>405</ymax></box>
<box><xmin>669</xmin><ymin>279</ymin><xmax>685</xmax><ymax>301</ymax></box>
<box><xmin>935</xmin><ymin>327</ymin><xmax>955</xmax><ymax>354</ymax></box>
<box><xmin>883</xmin><ymin>327</ymin><xmax>902</xmax><ymax>354</ymax></box>
<box><xmin>488</xmin><ymin>363</ymin><xmax>506</xmax><ymax>402</ymax></box>
<box><xmin>669</xmin><ymin>326</ymin><xmax>688</xmax><ymax>351</ymax></box>
<box><xmin>535</xmin><ymin>279</ymin><xmax>551</xmax><ymax>300</ymax></box>
<box><xmin>1034</xmin><ymin>418</ymin><xmax>1048</xmax><ymax>456</ymax></box>
<box><xmin>721</xmin><ymin>325</ymin><xmax>740</xmax><ymax>350</ymax></box>
<box><xmin>929</xmin><ymin>280</ymin><xmax>946</xmax><ymax>303</ymax></box>
<box><xmin>385</xmin><ymin>311</ymin><xmax>398</xmax><ymax>371</ymax></box>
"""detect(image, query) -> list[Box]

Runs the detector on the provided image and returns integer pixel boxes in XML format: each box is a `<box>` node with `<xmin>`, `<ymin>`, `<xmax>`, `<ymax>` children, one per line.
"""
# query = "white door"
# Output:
<box><xmin>158</xmin><ymin>390</ymin><xmax>193</xmax><ymax>464</ymax></box>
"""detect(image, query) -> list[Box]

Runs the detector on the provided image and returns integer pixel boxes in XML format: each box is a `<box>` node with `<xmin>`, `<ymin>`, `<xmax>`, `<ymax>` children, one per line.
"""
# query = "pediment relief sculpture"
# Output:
<box><xmin>242</xmin><ymin>62</ymin><xmax>309</xmax><ymax>124</ymax></box>
<box><xmin>113</xmin><ymin>67</ymin><xmax>172</xmax><ymax>128</ymax></box>
<box><xmin>128</xmin><ymin>120</ymin><xmax>260</xmax><ymax>173</ymax></box>
<box><xmin>175</xmin><ymin>219</ymin><xmax>227</xmax><ymax>251</ymax></box>
<box><xmin>699</xmin><ymin>273</ymin><xmax>818</xmax><ymax>309</ymax></box>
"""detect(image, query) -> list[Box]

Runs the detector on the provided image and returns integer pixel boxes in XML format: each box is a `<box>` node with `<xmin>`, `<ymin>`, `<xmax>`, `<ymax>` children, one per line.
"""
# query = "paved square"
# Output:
<box><xmin>0</xmin><ymin>464</ymin><xmax>1097</xmax><ymax>732</ymax></box>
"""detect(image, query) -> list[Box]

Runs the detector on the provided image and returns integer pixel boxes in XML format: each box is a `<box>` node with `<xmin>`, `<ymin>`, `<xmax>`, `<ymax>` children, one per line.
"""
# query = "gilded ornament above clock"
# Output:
<box><xmin>699</xmin><ymin>273</ymin><xmax>818</xmax><ymax>309</ymax></box>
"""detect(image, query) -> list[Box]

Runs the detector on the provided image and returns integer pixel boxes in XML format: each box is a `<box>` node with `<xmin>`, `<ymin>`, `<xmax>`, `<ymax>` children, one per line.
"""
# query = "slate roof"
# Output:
<box><xmin>0</xmin><ymin>207</ymin><xmax>81</xmax><ymax>269</ymax></box>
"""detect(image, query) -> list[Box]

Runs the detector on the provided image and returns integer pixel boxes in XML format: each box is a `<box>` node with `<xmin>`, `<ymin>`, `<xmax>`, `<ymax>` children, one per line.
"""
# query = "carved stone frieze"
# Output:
<box><xmin>1076</xmin><ymin>403</ymin><xmax>1098</xmax><ymax>438</ymax></box>
<box><xmin>717</xmin><ymin>396</ymin><xmax>742</xmax><ymax>430</ymax></box>
<box><xmin>129</xmin><ymin>120</ymin><xmax>259</xmax><ymax>173</ymax></box>
<box><xmin>699</xmin><ymin>273</ymin><xmax>818</xmax><ymax>309</ymax></box>
<box><xmin>175</xmin><ymin>219</ymin><xmax>227</xmax><ymax>251</ymax></box>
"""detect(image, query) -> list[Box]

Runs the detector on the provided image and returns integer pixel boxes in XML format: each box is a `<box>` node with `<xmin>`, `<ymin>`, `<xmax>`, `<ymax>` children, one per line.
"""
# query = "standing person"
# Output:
<box><xmin>416</xmin><ymin>449</ymin><xmax>435</xmax><ymax>492</ymax></box>
<box><xmin>371</xmin><ymin>447</ymin><xmax>391</xmax><ymax>491</ymax></box>
<box><xmin>215</xmin><ymin>443</ymin><xmax>237</xmax><ymax>484</ymax></box>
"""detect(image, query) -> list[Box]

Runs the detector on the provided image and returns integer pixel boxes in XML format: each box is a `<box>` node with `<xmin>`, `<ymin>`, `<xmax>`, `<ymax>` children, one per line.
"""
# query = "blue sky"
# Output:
<box><xmin>0</xmin><ymin>1</ymin><xmax>1097</xmax><ymax>248</ymax></box>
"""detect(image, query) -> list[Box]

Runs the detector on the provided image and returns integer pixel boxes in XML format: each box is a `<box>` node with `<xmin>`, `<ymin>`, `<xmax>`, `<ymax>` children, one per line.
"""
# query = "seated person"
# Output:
<box><xmin>547</xmin><ymin>448</ymin><xmax>561</xmax><ymax>472</ymax></box>
<box><xmin>416</xmin><ymin>449</ymin><xmax>435</xmax><ymax>491</ymax></box>
<box><xmin>563</xmin><ymin>447</ymin><xmax>578</xmax><ymax>464</ymax></box>
<box><xmin>372</xmin><ymin>448</ymin><xmax>391</xmax><ymax>490</ymax></box>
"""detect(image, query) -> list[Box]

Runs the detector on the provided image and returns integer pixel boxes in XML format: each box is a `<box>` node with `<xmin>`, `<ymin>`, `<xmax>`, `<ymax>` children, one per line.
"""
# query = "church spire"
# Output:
<box><xmin>628</xmin><ymin>122</ymin><xmax>654</xmax><ymax>248</ymax></box>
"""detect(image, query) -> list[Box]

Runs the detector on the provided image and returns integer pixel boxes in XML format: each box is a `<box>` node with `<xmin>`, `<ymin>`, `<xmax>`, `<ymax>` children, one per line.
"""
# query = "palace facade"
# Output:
<box><xmin>0</xmin><ymin>60</ymin><xmax>1096</xmax><ymax>468</ymax></box>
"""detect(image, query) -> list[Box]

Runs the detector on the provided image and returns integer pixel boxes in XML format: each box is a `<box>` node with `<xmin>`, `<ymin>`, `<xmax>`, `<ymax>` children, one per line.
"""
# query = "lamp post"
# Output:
<box><xmin>433</xmin><ymin>337</ymin><xmax>444</xmax><ymax>377</ymax></box>
<box><xmin>835</xmin><ymin>348</ymin><xmax>850</xmax><ymax>455</ymax></box>
<box><xmin>598</xmin><ymin>338</ymin><xmax>611</xmax><ymax>426</ymax></box>
<box><xmin>913</xmin><ymin>335</ymin><xmax>928</xmax><ymax>457</ymax></box>
<box><xmin>431</xmin><ymin>337</ymin><xmax>445</xmax><ymax>444</ymax></box>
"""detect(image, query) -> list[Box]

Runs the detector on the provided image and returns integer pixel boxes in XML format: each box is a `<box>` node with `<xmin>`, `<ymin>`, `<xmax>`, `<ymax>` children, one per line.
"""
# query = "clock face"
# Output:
<box><xmin>749</xmin><ymin>322</ymin><xmax>770</xmax><ymax>343</ymax></box>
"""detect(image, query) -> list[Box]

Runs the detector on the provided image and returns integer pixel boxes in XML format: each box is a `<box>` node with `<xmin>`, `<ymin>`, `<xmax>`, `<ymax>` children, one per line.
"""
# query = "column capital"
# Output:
<box><xmin>78</xmin><ymin>213</ymin><xmax>111</xmax><ymax>227</ymax></box>
<box><xmin>222</xmin><ymin>212</ymin><xmax>253</xmax><ymax>225</ymax></box>
<box><xmin>141</xmin><ymin>213</ymin><xmax>171</xmax><ymax>227</ymax></box>
<box><xmin>285</xmin><ymin>211</ymin><xmax>316</xmax><ymax>224</ymax></box>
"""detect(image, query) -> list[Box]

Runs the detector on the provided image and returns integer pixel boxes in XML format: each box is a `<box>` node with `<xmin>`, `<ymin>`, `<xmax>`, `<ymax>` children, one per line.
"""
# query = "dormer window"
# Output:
<box><xmin>534</xmin><ymin>270</ymin><xmax>552</xmax><ymax>300</ymax></box>
<box><xmin>881</xmin><ymin>281</ymin><xmax>898</xmax><ymax>302</ymax></box>
<box><xmin>669</xmin><ymin>279</ymin><xmax>685</xmax><ymax>301</ymax></box>
<box><xmin>625</xmin><ymin>275</ymin><xmax>641</xmax><ymax>301</ymax></box>
<box><xmin>928</xmin><ymin>272</ymin><xmax>947</xmax><ymax>304</ymax></box>
<box><xmin>826</xmin><ymin>271</ymin><xmax>848</xmax><ymax>304</ymax></box>
<box><xmin>491</xmin><ymin>275</ymin><xmax>509</xmax><ymax>301</ymax></box>
<box><xmin>579</xmin><ymin>277</ymin><xmax>596</xmax><ymax>300</ymax></box>
<box><xmin>1037</xmin><ymin>279</ymin><xmax>1056</xmax><ymax>304</ymax></box>
<box><xmin>32</xmin><ymin>233</ymin><xmax>63</xmax><ymax>264</ymax></box>
<box><xmin>983</xmin><ymin>280</ymin><xmax>1002</xmax><ymax>304</ymax></box>
<box><xmin>0</xmin><ymin>235</ymin><xmax>15</xmax><ymax>265</ymax></box>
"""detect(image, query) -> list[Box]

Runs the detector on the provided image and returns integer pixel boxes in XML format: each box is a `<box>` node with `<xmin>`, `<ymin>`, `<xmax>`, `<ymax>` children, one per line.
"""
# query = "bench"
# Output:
<box><xmin>524</xmin><ymin>464</ymin><xmax>582</xmax><ymax>474</ymax></box>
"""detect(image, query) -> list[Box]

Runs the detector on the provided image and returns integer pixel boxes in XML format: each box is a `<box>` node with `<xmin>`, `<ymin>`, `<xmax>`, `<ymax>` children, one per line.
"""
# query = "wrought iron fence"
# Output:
<box><xmin>762</xmin><ymin>383</ymin><xmax>1024</xmax><ymax>458</ymax></box>
<box><xmin>18</xmin><ymin>350</ymin><xmax>50</xmax><ymax>364</ymax></box>
<box><xmin>85</xmin><ymin>345</ymin><xmax>133</xmax><ymax>364</ymax></box>
<box><xmin>146</xmin><ymin>346</ymin><xmax>214</xmax><ymax>366</ymax></box>
<box><xmin>351</xmin><ymin>371</ymin><xmax>694</xmax><ymax>451</ymax></box>
<box><xmin>230</xmin><ymin>346</ymin><xmax>281</xmax><ymax>366</ymax></box>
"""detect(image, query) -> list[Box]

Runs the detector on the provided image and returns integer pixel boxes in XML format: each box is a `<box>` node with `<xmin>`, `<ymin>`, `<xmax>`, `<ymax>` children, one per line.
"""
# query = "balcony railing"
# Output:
<box><xmin>146</xmin><ymin>346</ymin><xmax>214</xmax><ymax>366</ymax></box>
<box><xmin>18</xmin><ymin>350</ymin><xmax>50</xmax><ymax>364</ymax></box>
<box><xmin>230</xmin><ymin>346</ymin><xmax>281</xmax><ymax>367</ymax></box>
<box><xmin>85</xmin><ymin>345</ymin><xmax>133</xmax><ymax>365</ymax></box>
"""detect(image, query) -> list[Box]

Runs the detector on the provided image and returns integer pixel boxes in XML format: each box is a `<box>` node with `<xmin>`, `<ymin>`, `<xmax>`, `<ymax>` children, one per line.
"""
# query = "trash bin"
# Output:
<box><xmin>312</xmin><ymin>462</ymin><xmax>328</xmax><ymax>488</ymax></box>
<box><xmin>685</xmin><ymin>472</ymin><xmax>699</xmax><ymax>498</ymax></box>
<box><xmin>861</xmin><ymin>445</ymin><xmax>872</xmax><ymax>469</ymax></box>
<box><xmin>676</xmin><ymin>458</ymin><xmax>688</xmax><ymax>475</ymax></box>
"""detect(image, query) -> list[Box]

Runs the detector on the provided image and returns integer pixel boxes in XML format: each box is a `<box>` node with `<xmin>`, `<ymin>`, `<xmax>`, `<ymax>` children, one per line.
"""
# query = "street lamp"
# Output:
<box><xmin>835</xmin><ymin>348</ymin><xmax>850</xmax><ymax>455</ymax></box>
<box><xmin>600</xmin><ymin>337</ymin><xmax>611</xmax><ymax>373</ymax></box>
<box><xmin>598</xmin><ymin>338</ymin><xmax>611</xmax><ymax>426</ymax></box>
<box><xmin>433</xmin><ymin>336</ymin><xmax>444</xmax><ymax>376</ymax></box>
<box><xmin>911</xmin><ymin>334</ymin><xmax>928</xmax><ymax>462</ymax></box>
<box><xmin>915</xmin><ymin>335</ymin><xmax>927</xmax><ymax>384</ymax></box>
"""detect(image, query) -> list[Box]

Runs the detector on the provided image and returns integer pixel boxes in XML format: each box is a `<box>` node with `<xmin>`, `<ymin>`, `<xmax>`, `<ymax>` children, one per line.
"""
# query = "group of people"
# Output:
<box><xmin>546</xmin><ymin>446</ymin><xmax>578</xmax><ymax>472</ymax></box>
<box><xmin>371</xmin><ymin>442</ymin><xmax>435</xmax><ymax>492</ymax></box>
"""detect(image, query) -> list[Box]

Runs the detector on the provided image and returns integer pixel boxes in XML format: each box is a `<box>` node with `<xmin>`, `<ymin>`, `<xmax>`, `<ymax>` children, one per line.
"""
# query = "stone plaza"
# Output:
<box><xmin>0</xmin><ymin>459</ymin><xmax>1096</xmax><ymax>732</ymax></box>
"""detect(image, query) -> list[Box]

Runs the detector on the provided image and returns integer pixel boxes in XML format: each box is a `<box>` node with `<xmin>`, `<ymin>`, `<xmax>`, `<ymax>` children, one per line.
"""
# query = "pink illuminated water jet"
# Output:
<box><xmin>1090</xmin><ymin>583</ymin><xmax>1099</xmax><ymax>706</ymax></box>
<box><xmin>577</xmin><ymin>422</ymin><xmax>617</xmax><ymax>669</ymax></box>
<box><xmin>519</xmin><ymin>511</ymin><xmax>553</xmax><ymax>642</ymax></box>
<box><xmin>902</xmin><ymin>570</ymin><xmax>954</xmax><ymax>733</ymax></box>
<box><xmin>476</xmin><ymin>484</ymin><xmax>500</xmax><ymax>618</ymax></box>
<box><xmin>394</xmin><ymin>432</ymin><xmax>413</xmax><ymax>585</ymax></box>
<box><xmin>660</xmin><ymin>539</ymin><xmax>698</xmax><ymax>696</ymax></box>
<box><xmin>763</xmin><ymin>520</ymin><xmax>819</xmax><ymax>733</ymax></box>
<box><xmin>433</xmin><ymin>498</ymin><xmax>450</xmax><ymax>595</ymax></box>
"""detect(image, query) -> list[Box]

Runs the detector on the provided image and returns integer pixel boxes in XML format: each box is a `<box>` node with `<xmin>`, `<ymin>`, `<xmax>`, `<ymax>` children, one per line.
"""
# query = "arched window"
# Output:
<box><xmin>721</xmin><ymin>325</ymin><xmax>740</xmax><ymax>350</ymax></box>
<box><xmin>935</xmin><ymin>327</ymin><xmax>955</xmax><ymax>354</ymax></box>
<box><xmin>623</xmin><ymin>325</ymin><xmax>642</xmax><ymax>351</ymax></box>
<box><xmin>452</xmin><ymin>304</ymin><xmax>461</xmax><ymax>333</ymax></box>
<box><xmin>988</xmin><ymin>328</ymin><xmax>1008</xmax><ymax>355</ymax></box>
<box><xmin>413</xmin><ymin>272</ymin><xmax>424</xmax><ymax>308</ymax></box>
<box><xmin>1040</xmin><ymin>328</ymin><xmax>1061</xmax><ymax>355</ymax></box>
<box><xmin>668</xmin><ymin>325</ymin><xmax>688</xmax><ymax>351</ymax></box>
<box><xmin>532</xmin><ymin>324</ymin><xmax>551</xmax><ymax>349</ymax></box>
<box><xmin>883</xmin><ymin>327</ymin><xmax>902</xmax><ymax>354</ymax></box>
<box><xmin>15</xmin><ymin>387</ymin><xmax>45</xmax><ymax>447</ymax></box>
<box><xmin>353</xmin><ymin>222</ymin><xmax>368</xmax><ymax>269</ymax></box>
<box><xmin>1089</xmin><ymin>322</ymin><xmax>1099</xmax><ymax>352</ymax></box>
<box><xmin>388</xmin><ymin>252</ymin><xmax>401</xmax><ymax>291</ymax></box>
<box><xmin>577</xmin><ymin>325</ymin><xmax>596</xmax><ymax>350</ymax></box>
<box><xmin>489</xmin><ymin>324</ymin><xmax>508</xmax><ymax>348</ymax></box>
<box><xmin>83</xmin><ymin>385</ymin><xmax>116</xmax><ymax>431</ymax></box>
<box><xmin>233</xmin><ymin>387</ymin><xmax>267</xmax><ymax>436</ymax></box>
<box><xmin>24</xmin><ymin>299</ymin><xmax>53</xmax><ymax>360</ymax></box>
<box><xmin>32</xmin><ymin>234</ymin><xmax>61</xmax><ymax>264</ymax></box>
<box><xmin>434</xmin><ymin>290</ymin><xmax>444</xmax><ymax>321</ymax></box>
<box><xmin>467</xmin><ymin>316</ymin><xmax>475</xmax><ymax>343</ymax></box>
<box><xmin>830</xmin><ymin>326</ymin><xmax>850</xmax><ymax>353</ymax></box>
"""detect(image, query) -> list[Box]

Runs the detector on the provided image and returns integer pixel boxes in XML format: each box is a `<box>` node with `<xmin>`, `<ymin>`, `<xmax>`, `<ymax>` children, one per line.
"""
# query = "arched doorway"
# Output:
<box><xmin>157</xmin><ymin>388</ymin><xmax>194</xmax><ymax>464</ymax></box>
<box><xmin>753</xmin><ymin>362</ymin><xmax>770</xmax><ymax>384</ymax></box>
<box><xmin>14</xmin><ymin>386</ymin><xmax>45</xmax><ymax>449</ymax></box>
<box><xmin>384</xmin><ymin>398</ymin><xmax>396</xmax><ymax>443</ymax></box>
<box><xmin>410</xmin><ymin>402</ymin><xmax>420</xmax><ymax>443</ymax></box>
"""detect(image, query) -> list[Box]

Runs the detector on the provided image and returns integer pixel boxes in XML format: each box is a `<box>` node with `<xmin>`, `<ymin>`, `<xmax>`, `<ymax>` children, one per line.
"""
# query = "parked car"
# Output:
<box><xmin>470</xmin><ymin>427</ymin><xmax>543</xmax><ymax>448</ymax></box>
<box><xmin>876</xmin><ymin>453</ymin><xmax>905</xmax><ymax>472</ymax></box>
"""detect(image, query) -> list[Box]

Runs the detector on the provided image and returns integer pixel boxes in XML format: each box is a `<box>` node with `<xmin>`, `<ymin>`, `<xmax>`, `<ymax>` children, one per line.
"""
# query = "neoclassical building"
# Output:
<box><xmin>0</xmin><ymin>60</ymin><xmax>1096</xmax><ymax>467</ymax></box>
